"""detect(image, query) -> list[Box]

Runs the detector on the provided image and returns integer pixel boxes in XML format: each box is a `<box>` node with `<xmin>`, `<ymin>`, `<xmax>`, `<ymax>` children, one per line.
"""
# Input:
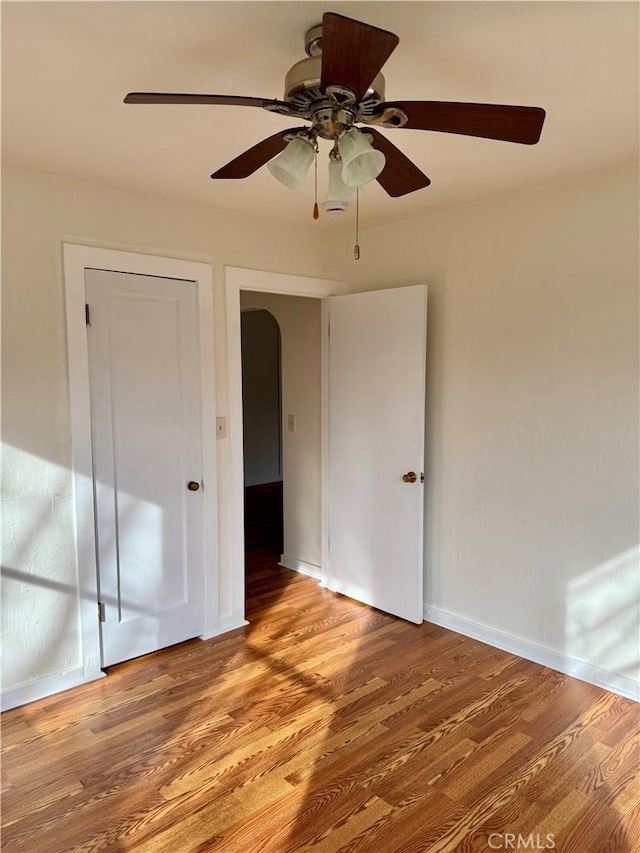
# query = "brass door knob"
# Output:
<box><xmin>187</xmin><ymin>481</ymin><xmax>200</xmax><ymax>491</ymax></box>
<box><xmin>402</xmin><ymin>471</ymin><xmax>417</xmax><ymax>483</ymax></box>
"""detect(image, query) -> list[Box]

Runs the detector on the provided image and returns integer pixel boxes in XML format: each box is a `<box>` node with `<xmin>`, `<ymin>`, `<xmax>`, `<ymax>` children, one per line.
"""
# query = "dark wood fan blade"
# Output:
<box><xmin>367</xmin><ymin>129</ymin><xmax>431</xmax><ymax>197</ymax></box>
<box><xmin>320</xmin><ymin>13</ymin><xmax>399</xmax><ymax>103</ymax></box>
<box><xmin>124</xmin><ymin>92</ymin><xmax>282</xmax><ymax>108</ymax></box>
<box><xmin>211</xmin><ymin>129</ymin><xmax>306</xmax><ymax>179</ymax></box>
<box><xmin>381</xmin><ymin>101</ymin><xmax>546</xmax><ymax>144</ymax></box>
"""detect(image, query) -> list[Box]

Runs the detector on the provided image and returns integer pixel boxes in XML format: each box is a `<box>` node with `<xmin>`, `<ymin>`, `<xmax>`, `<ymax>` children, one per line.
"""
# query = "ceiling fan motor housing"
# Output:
<box><xmin>284</xmin><ymin>56</ymin><xmax>386</xmax><ymax>105</ymax></box>
<box><xmin>283</xmin><ymin>21</ymin><xmax>387</xmax><ymax>141</ymax></box>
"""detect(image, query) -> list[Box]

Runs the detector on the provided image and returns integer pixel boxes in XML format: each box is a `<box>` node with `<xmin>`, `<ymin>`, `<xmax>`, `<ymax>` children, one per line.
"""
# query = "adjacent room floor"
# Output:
<box><xmin>2</xmin><ymin>528</ymin><xmax>638</xmax><ymax>851</ymax></box>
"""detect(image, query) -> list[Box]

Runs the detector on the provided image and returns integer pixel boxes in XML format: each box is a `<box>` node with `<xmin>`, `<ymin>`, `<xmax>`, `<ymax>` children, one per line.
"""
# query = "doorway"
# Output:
<box><xmin>239</xmin><ymin>291</ymin><xmax>324</xmax><ymax>603</ymax></box>
<box><xmin>226</xmin><ymin>267</ymin><xmax>428</xmax><ymax>632</ymax></box>
<box><xmin>241</xmin><ymin>308</ymin><xmax>284</xmax><ymax>576</ymax></box>
<box><xmin>64</xmin><ymin>245</ymin><xmax>218</xmax><ymax>692</ymax></box>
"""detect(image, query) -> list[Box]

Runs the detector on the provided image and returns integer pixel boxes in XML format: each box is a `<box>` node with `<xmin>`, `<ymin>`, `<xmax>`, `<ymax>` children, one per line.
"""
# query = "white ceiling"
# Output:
<box><xmin>2</xmin><ymin>1</ymin><xmax>638</xmax><ymax>232</ymax></box>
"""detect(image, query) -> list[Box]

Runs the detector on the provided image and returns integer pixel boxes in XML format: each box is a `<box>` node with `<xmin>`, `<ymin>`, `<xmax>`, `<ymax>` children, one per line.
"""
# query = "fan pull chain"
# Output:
<box><xmin>312</xmin><ymin>146</ymin><xmax>319</xmax><ymax>220</ymax></box>
<box><xmin>354</xmin><ymin>187</ymin><xmax>360</xmax><ymax>260</ymax></box>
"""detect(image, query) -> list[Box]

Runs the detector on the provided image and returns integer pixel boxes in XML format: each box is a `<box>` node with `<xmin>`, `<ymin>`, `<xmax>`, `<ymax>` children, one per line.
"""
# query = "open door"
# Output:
<box><xmin>328</xmin><ymin>285</ymin><xmax>427</xmax><ymax>624</ymax></box>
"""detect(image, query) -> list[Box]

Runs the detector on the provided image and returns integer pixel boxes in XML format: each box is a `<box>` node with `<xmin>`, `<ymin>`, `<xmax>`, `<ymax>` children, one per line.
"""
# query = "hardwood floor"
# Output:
<box><xmin>2</xmin><ymin>538</ymin><xmax>639</xmax><ymax>851</ymax></box>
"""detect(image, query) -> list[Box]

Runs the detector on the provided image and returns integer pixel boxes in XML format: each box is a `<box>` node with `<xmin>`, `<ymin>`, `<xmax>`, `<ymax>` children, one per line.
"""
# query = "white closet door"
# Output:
<box><xmin>86</xmin><ymin>269</ymin><xmax>204</xmax><ymax>666</ymax></box>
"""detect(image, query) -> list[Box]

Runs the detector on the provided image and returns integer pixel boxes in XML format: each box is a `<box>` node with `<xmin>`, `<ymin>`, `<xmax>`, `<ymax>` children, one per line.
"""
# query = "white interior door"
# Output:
<box><xmin>328</xmin><ymin>285</ymin><xmax>427</xmax><ymax>623</ymax></box>
<box><xmin>86</xmin><ymin>269</ymin><xmax>205</xmax><ymax>666</ymax></box>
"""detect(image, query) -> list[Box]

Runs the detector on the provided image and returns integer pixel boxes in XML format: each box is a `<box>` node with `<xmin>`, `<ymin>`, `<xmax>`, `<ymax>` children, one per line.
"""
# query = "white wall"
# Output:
<box><xmin>3</xmin><ymin>160</ymin><xmax>638</xmax><ymax>706</ymax></box>
<box><xmin>1</xmin><ymin>165</ymin><xmax>342</xmax><ymax>704</ymax></box>
<box><xmin>241</xmin><ymin>309</ymin><xmax>282</xmax><ymax>486</ymax></box>
<box><xmin>240</xmin><ymin>291</ymin><xmax>322</xmax><ymax>571</ymax></box>
<box><xmin>345</xmin><ymin>164</ymin><xmax>639</xmax><ymax>690</ymax></box>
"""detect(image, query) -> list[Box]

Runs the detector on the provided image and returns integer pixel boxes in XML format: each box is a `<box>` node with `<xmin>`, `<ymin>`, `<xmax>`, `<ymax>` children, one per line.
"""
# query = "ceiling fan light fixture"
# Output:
<box><xmin>267</xmin><ymin>135</ymin><xmax>315</xmax><ymax>190</ymax></box>
<box><xmin>323</xmin><ymin>156</ymin><xmax>356</xmax><ymax>213</ymax></box>
<box><xmin>339</xmin><ymin>129</ymin><xmax>385</xmax><ymax>187</ymax></box>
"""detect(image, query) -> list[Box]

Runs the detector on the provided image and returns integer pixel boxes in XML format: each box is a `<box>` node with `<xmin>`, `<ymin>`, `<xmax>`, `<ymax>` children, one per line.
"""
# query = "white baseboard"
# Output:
<box><xmin>200</xmin><ymin>619</ymin><xmax>249</xmax><ymax>641</ymax></box>
<box><xmin>1</xmin><ymin>666</ymin><xmax>106</xmax><ymax>712</ymax></box>
<box><xmin>279</xmin><ymin>554</ymin><xmax>324</xmax><ymax>582</ymax></box>
<box><xmin>423</xmin><ymin>604</ymin><xmax>639</xmax><ymax>703</ymax></box>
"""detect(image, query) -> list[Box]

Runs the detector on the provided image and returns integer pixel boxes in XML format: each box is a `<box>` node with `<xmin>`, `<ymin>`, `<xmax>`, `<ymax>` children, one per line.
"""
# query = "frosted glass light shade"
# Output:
<box><xmin>267</xmin><ymin>136</ymin><xmax>315</xmax><ymax>190</ymax></box>
<box><xmin>338</xmin><ymin>130</ymin><xmax>386</xmax><ymax>187</ymax></box>
<box><xmin>323</xmin><ymin>158</ymin><xmax>356</xmax><ymax>213</ymax></box>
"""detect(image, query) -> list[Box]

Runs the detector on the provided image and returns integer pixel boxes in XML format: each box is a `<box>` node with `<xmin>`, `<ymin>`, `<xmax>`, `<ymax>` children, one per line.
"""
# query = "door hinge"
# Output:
<box><xmin>85</xmin><ymin>303</ymin><xmax>92</xmax><ymax>326</ymax></box>
<box><xmin>98</xmin><ymin>602</ymin><xmax>106</xmax><ymax>622</ymax></box>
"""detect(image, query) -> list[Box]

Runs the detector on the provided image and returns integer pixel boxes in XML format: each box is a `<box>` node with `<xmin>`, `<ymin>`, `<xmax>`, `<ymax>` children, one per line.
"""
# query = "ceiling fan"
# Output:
<box><xmin>124</xmin><ymin>12</ymin><xmax>545</xmax><ymax>201</ymax></box>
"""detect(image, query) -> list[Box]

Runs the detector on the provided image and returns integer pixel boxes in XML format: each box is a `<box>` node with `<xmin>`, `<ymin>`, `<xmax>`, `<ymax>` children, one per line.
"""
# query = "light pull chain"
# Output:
<box><xmin>354</xmin><ymin>186</ymin><xmax>360</xmax><ymax>260</ymax></box>
<box><xmin>312</xmin><ymin>145</ymin><xmax>319</xmax><ymax>220</ymax></box>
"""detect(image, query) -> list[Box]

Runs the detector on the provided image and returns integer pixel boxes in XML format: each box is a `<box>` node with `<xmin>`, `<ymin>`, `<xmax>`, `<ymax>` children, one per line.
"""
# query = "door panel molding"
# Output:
<box><xmin>63</xmin><ymin>244</ymin><xmax>217</xmax><ymax>678</ymax></box>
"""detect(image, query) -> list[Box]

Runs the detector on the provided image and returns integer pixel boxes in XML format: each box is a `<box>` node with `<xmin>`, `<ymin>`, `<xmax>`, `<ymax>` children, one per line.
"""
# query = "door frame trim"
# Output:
<box><xmin>224</xmin><ymin>266</ymin><xmax>345</xmax><ymax>625</ymax></box>
<box><xmin>63</xmin><ymin>244</ymin><xmax>218</xmax><ymax>674</ymax></box>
